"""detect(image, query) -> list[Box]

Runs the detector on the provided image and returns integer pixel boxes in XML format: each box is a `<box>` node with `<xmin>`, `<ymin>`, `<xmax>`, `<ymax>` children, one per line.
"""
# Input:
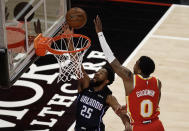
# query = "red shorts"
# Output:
<box><xmin>132</xmin><ymin>119</ymin><xmax>164</xmax><ymax>131</ymax></box>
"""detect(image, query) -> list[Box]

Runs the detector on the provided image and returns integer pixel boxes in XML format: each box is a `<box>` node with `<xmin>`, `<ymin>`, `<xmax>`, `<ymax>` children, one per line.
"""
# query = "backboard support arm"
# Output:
<box><xmin>0</xmin><ymin>0</ymin><xmax>10</xmax><ymax>89</ymax></box>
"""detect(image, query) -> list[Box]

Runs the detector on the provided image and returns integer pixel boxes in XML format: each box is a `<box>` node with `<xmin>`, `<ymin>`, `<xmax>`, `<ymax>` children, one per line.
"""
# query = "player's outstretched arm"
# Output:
<box><xmin>94</xmin><ymin>15</ymin><xmax>132</xmax><ymax>80</ymax></box>
<box><xmin>63</xmin><ymin>24</ymin><xmax>90</xmax><ymax>92</ymax></box>
<box><xmin>106</xmin><ymin>95</ymin><xmax>131</xmax><ymax>131</ymax></box>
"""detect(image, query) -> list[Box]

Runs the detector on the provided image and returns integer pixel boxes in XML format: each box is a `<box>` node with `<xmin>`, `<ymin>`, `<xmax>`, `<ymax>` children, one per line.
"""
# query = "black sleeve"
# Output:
<box><xmin>104</xmin><ymin>86</ymin><xmax>112</xmax><ymax>96</ymax></box>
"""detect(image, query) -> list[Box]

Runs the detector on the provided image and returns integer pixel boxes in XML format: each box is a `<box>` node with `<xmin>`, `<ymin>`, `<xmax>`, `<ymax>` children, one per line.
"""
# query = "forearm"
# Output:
<box><xmin>120</xmin><ymin>113</ymin><xmax>130</xmax><ymax>124</ymax></box>
<box><xmin>107</xmin><ymin>95</ymin><xmax>121</xmax><ymax>113</ymax></box>
<box><xmin>111</xmin><ymin>60</ymin><xmax>133</xmax><ymax>81</ymax></box>
<box><xmin>97</xmin><ymin>32</ymin><xmax>122</xmax><ymax>76</ymax></box>
<box><xmin>110</xmin><ymin>59</ymin><xmax>127</xmax><ymax>77</ymax></box>
<box><xmin>120</xmin><ymin>114</ymin><xmax>132</xmax><ymax>131</ymax></box>
<box><xmin>78</xmin><ymin>66</ymin><xmax>90</xmax><ymax>91</ymax></box>
<box><xmin>97</xmin><ymin>32</ymin><xmax>132</xmax><ymax>78</ymax></box>
<box><xmin>98</xmin><ymin>32</ymin><xmax>115</xmax><ymax>63</ymax></box>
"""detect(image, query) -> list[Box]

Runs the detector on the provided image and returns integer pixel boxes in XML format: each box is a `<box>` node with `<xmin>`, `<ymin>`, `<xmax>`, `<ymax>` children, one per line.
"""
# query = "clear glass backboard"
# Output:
<box><xmin>0</xmin><ymin>0</ymin><xmax>68</xmax><ymax>88</ymax></box>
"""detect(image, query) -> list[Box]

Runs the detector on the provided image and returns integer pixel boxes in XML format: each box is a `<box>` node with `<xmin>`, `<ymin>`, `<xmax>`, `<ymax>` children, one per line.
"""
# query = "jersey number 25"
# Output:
<box><xmin>81</xmin><ymin>105</ymin><xmax>93</xmax><ymax>119</ymax></box>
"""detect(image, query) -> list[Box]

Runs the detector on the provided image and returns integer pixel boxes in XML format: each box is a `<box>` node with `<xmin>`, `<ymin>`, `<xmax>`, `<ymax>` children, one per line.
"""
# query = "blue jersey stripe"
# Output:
<box><xmin>98</xmin><ymin>106</ymin><xmax>109</xmax><ymax>131</ymax></box>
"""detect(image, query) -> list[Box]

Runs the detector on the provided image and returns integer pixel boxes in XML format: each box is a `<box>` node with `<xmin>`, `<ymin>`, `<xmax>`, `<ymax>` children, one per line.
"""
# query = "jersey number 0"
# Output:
<box><xmin>140</xmin><ymin>99</ymin><xmax>153</xmax><ymax>118</ymax></box>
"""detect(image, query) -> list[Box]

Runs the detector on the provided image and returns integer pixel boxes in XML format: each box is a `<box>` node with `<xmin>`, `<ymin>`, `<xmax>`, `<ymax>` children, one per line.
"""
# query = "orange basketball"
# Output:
<box><xmin>66</xmin><ymin>7</ymin><xmax>87</xmax><ymax>29</ymax></box>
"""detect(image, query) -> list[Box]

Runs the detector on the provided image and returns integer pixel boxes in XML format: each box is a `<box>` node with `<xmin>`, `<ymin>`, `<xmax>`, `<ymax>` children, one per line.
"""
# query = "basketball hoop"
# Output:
<box><xmin>34</xmin><ymin>33</ymin><xmax>91</xmax><ymax>82</ymax></box>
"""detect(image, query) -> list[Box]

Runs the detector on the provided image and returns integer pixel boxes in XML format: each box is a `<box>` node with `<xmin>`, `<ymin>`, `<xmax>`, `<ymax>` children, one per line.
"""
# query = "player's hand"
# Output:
<box><xmin>34</xmin><ymin>19</ymin><xmax>42</xmax><ymax>34</ymax></box>
<box><xmin>116</xmin><ymin>105</ymin><xmax>126</xmax><ymax>116</ymax></box>
<box><xmin>115</xmin><ymin>105</ymin><xmax>131</xmax><ymax>131</ymax></box>
<box><xmin>124</xmin><ymin>122</ymin><xmax>132</xmax><ymax>131</ymax></box>
<box><xmin>62</xmin><ymin>23</ymin><xmax>74</xmax><ymax>34</ymax></box>
<box><xmin>62</xmin><ymin>23</ymin><xmax>75</xmax><ymax>51</ymax></box>
<box><xmin>94</xmin><ymin>15</ymin><xmax>102</xmax><ymax>33</ymax></box>
<box><xmin>115</xmin><ymin>105</ymin><xmax>122</xmax><ymax>116</ymax></box>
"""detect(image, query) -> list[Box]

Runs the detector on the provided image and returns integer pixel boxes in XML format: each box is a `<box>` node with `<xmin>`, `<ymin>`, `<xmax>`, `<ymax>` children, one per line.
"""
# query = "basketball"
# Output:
<box><xmin>66</xmin><ymin>7</ymin><xmax>87</xmax><ymax>29</ymax></box>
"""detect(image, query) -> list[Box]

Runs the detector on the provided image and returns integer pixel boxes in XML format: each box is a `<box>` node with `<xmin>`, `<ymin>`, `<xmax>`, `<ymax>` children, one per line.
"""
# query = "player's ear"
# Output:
<box><xmin>138</xmin><ymin>68</ymin><xmax>142</xmax><ymax>74</ymax></box>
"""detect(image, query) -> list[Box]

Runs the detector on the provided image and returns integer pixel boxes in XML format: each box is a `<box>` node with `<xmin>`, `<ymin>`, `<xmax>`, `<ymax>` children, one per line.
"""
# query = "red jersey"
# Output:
<box><xmin>126</xmin><ymin>74</ymin><xmax>160</xmax><ymax>125</ymax></box>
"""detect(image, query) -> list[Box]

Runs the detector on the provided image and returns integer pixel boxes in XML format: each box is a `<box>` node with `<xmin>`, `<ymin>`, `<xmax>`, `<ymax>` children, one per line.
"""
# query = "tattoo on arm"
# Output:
<box><xmin>110</xmin><ymin>59</ymin><xmax>132</xmax><ymax>80</ymax></box>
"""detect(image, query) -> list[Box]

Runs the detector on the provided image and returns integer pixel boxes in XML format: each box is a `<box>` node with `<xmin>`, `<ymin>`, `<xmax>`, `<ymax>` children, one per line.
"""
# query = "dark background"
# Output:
<box><xmin>71</xmin><ymin>0</ymin><xmax>171</xmax><ymax>63</ymax></box>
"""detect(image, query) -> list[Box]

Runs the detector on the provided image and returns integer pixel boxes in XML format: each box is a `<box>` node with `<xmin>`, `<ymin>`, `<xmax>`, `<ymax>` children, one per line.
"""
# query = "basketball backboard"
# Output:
<box><xmin>0</xmin><ymin>0</ymin><xmax>69</xmax><ymax>88</ymax></box>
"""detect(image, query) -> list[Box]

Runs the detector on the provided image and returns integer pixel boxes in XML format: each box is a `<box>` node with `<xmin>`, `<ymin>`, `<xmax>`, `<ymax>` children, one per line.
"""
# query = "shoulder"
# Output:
<box><xmin>101</xmin><ymin>87</ymin><xmax>112</xmax><ymax>103</ymax></box>
<box><xmin>153</xmin><ymin>77</ymin><xmax>162</xmax><ymax>90</ymax></box>
<box><xmin>103</xmin><ymin>86</ymin><xmax>112</xmax><ymax>95</ymax></box>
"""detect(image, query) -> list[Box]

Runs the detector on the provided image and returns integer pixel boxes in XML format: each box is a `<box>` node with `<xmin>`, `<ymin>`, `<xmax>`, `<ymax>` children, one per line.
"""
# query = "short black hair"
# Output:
<box><xmin>103</xmin><ymin>66</ymin><xmax>115</xmax><ymax>85</ymax></box>
<box><xmin>14</xmin><ymin>2</ymin><xmax>35</xmax><ymax>22</ymax></box>
<box><xmin>138</xmin><ymin>56</ymin><xmax>155</xmax><ymax>76</ymax></box>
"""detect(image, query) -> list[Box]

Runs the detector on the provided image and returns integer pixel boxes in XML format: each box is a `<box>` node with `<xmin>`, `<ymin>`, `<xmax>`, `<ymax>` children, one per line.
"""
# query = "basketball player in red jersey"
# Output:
<box><xmin>94</xmin><ymin>15</ymin><xmax>164</xmax><ymax>131</ymax></box>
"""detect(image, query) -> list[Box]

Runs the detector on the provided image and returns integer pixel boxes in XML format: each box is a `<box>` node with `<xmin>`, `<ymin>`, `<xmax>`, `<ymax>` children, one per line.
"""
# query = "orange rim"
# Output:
<box><xmin>35</xmin><ymin>33</ymin><xmax>91</xmax><ymax>55</ymax></box>
<box><xmin>6</xmin><ymin>27</ymin><xmax>25</xmax><ymax>49</ymax></box>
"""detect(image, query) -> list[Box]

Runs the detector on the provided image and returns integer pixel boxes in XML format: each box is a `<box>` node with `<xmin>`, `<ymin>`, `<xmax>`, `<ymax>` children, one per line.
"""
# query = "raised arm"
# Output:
<box><xmin>94</xmin><ymin>15</ymin><xmax>133</xmax><ymax>81</ymax></box>
<box><xmin>63</xmin><ymin>24</ymin><xmax>90</xmax><ymax>92</ymax></box>
<box><xmin>78</xmin><ymin>66</ymin><xmax>90</xmax><ymax>92</ymax></box>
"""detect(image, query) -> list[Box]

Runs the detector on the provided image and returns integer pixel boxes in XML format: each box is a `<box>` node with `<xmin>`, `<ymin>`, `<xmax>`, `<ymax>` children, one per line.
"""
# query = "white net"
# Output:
<box><xmin>51</xmin><ymin>35</ymin><xmax>90</xmax><ymax>82</ymax></box>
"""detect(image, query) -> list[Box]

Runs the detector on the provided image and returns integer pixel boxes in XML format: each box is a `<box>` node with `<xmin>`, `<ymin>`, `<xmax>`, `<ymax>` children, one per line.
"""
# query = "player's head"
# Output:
<box><xmin>134</xmin><ymin>56</ymin><xmax>155</xmax><ymax>76</ymax></box>
<box><xmin>103</xmin><ymin>66</ymin><xmax>115</xmax><ymax>85</ymax></box>
<box><xmin>91</xmin><ymin>66</ymin><xmax>115</xmax><ymax>87</ymax></box>
<box><xmin>14</xmin><ymin>2</ymin><xmax>35</xmax><ymax>22</ymax></box>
